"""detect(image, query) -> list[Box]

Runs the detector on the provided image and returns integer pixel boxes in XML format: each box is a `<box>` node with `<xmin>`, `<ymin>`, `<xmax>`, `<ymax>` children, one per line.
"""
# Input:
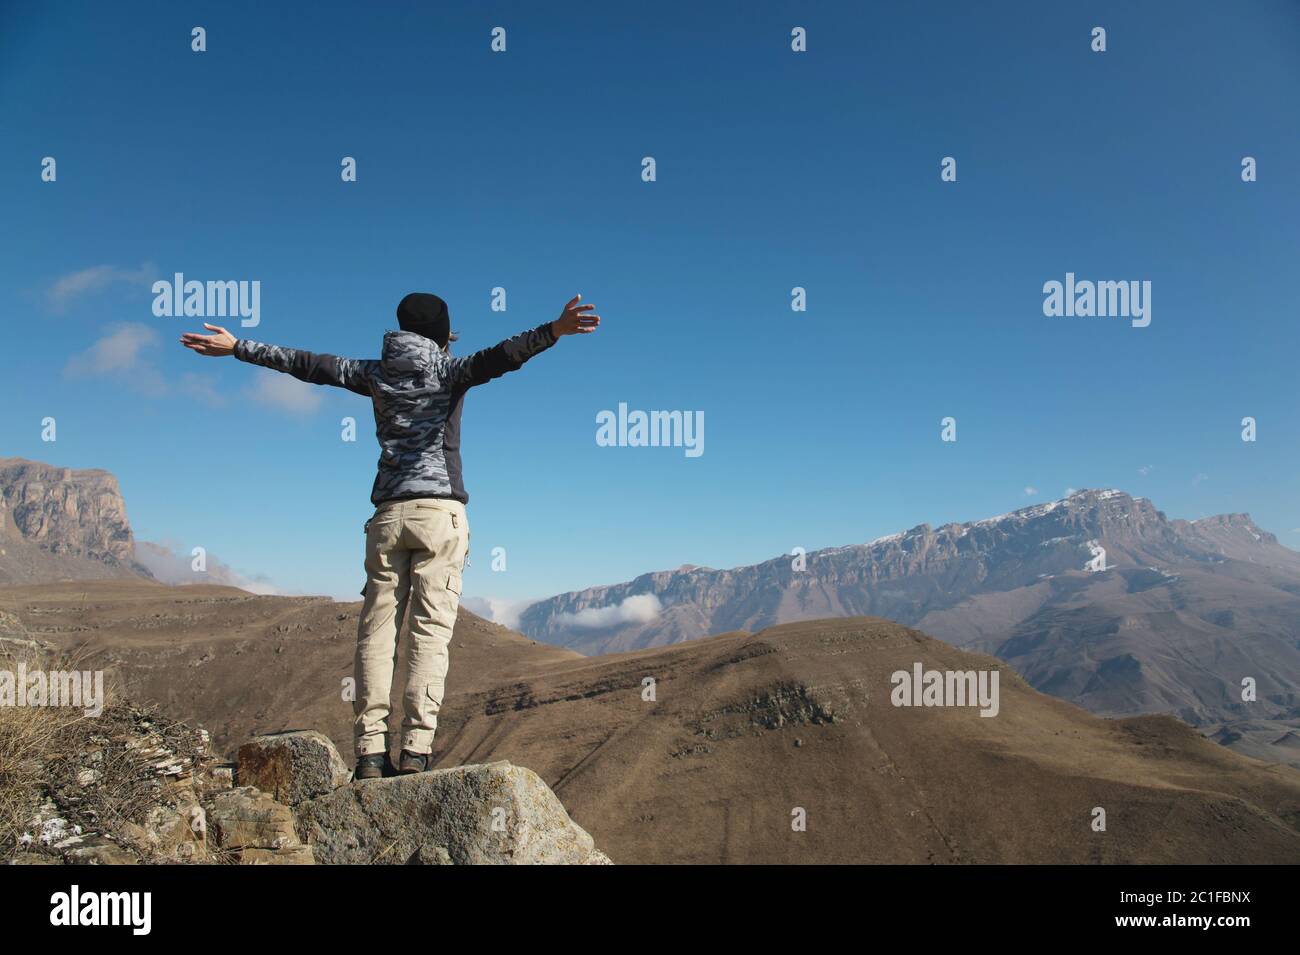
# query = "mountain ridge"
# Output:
<box><xmin>516</xmin><ymin>489</ymin><xmax>1300</xmax><ymax>761</ymax></box>
<box><xmin>519</xmin><ymin>489</ymin><xmax>1300</xmax><ymax>649</ymax></box>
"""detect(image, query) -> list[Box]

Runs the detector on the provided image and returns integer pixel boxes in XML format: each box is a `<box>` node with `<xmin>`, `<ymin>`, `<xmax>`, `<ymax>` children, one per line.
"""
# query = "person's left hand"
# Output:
<box><xmin>550</xmin><ymin>295</ymin><xmax>601</xmax><ymax>337</ymax></box>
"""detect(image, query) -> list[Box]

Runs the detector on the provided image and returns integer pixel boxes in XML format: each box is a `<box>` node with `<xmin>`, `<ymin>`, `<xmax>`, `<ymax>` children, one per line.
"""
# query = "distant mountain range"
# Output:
<box><xmin>518</xmin><ymin>490</ymin><xmax>1300</xmax><ymax>760</ymax></box>
<box><xmin>4</xmin><ymin>458</ymin><xmax>1296</xmax><ymax>768</ymax></box>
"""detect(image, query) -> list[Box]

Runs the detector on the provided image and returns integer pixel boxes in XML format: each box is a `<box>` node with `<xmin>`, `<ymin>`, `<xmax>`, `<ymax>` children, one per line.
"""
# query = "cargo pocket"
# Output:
<box><xmin>417</xmin><ymin>567</ymin><xmax>462</xmax><ymax>625</ymax></box>
<box><xmin>438</xmin><ymin>570</ymin><xmax>463</xmax><ymax>622</ymax></box>
<box><xmin>420</xmin><ymin>682</ymin><xmax>445</xmax><ymax>723</ymax></box>
<box><xmin>360</xmin><ymin>518</ymin><xmax>372</xmax><ymax>596</ymax></box>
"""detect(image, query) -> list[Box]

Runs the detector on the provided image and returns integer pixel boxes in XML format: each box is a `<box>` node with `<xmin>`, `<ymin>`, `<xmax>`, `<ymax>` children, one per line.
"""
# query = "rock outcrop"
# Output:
<box><xmin>295</xmin><ymin>761</ymin><xmax>610</xmax><ymax>865</ymax></box>
<box><xmin>4</xmin><ymin>695</ymin><xmax>608</xmax><ymax>866</ymax></box>
<box><xmin>0</xmin><ymin>457</ymin><xmax>151</xmax><ymax>583</ymax></box>
<box><xmin>206</xmin><ymin>788</ymin><xmax>313</xmax><ymax>864</ymax></box>
<box><xmin>237</xmin><ymin>730</ymin><xmax>352</xmax><ymax>806</ymax></box>
<box><xmin>6</xmin><ymin>699</ymin><xmax>311</xmax><ymax>865</ymax></box>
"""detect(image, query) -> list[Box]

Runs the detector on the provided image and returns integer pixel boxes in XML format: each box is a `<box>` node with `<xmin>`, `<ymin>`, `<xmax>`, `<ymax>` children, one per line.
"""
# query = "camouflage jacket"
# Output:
<box><xmin>233</xmin><ymin>322</ymin><xmax>558</xmax><ymax>505</ymax></box>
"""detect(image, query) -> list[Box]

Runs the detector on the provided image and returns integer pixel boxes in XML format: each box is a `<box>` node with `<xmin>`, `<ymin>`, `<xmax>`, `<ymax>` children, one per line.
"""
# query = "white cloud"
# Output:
<box><xmin>556</xmin><ymin>594</ymin><xmax>662</xmax><ymax>630</ymax></box>
<box><xmin>1023</xmin><ymin>486</ymin><xmax>1038</xmax><ymax>497</ymax></box>
<box><xmin>64</xmin><ymin>323</ymin><xmax>224</xmax><ymax>405</ymax></box>
<box><xmin>1138</xmin><ymin>465</ymin><xmax>1154</xmax><ymax>476</ymax></box>
<box><xmin>134</xmin><ymin>540</ymin><xmax>283</xmax><ymax>595</ymax></box>
<box><xmin>65</xmin><ymin>325</ymin><xmax>319</xmax><ymax>414</ymax></box>
<box><xmin>178</xmin><ymin>372</ymin><xmax>228</xmax><ymax>406</ymax></box>
<box><xmin>461</xmin><ymin>596</ymin><xmax>536</xmax><ymax>630</ymax></box>
<box><xmin>247</xmin><ymin>369</ymin><xmax>321</xmax><ymax>413</ymax></box>
<box><xmin>48</xmin><ymin>262</ymin><xmax>156</xmax><ymax>311</ymax></box>
<box><xmin>1192</xmin><ymin>473</ymin><xmax>1209</xmax><ymax>487</ymax></box>
<box><xmin>66</xmin><ymin>322</ymin><xmax>156</xmax><ymax>374</ymax></box>
<box><xmin>64</xmin><ymin>323</ymin><xmax>166</xmax><ymax>395</ymax></box>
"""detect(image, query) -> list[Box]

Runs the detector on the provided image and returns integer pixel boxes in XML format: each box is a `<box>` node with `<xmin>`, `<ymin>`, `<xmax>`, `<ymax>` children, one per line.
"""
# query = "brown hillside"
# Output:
<box><xmin>3</xmin><ymin>581</ymin><xmax>1297</xmax><ymax>864</ymax></box>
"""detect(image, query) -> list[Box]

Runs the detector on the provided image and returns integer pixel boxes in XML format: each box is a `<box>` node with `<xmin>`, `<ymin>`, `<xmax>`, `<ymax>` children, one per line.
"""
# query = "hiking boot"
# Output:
<box><xmin>355</xmin><ymin>753</ymin><xmax>391</xmax><ymax>780</ymax></box>
<box><xmin>398</xmin><ymin>749</ymin><xmax>432</xmax><ymax>775</ymax></box>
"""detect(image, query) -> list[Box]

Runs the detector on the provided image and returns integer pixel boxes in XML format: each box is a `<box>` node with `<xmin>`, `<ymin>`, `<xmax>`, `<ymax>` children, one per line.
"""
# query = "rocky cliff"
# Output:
<box><xmin>0</xmin><ymin>458</ymin><xmax>151</xmax><ymax>583</ymax></box>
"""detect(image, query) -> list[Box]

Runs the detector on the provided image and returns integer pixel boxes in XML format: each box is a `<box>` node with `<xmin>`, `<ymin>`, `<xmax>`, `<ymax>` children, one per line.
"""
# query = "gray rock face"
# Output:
<box><xmin>63</xmin><ymin>837</ymin><xmax>140</xmax><ymax>865</ymax></box>
<box><xmin>206</xmin><ymin>787</ymin><xmax>314</xmax><ymax>864</ymax></box>
<box><xmin>0</xmin><ymin>457</ymin><xmax>151</xmax><ymax>582</ymax></box>
<box><xmin>295</xmin><ymin>761</ymin><xmax>608</xmax><ymax>865</ymax></box>
<box><xmin>237</xmin><ymin>730</ymin><xmax>351</xmax><ymax>805</ymax></box>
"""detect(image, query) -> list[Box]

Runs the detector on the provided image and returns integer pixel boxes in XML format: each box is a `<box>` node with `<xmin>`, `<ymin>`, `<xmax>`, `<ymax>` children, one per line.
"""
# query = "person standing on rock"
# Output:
<box><xmin>181</xmin><ymin>292</ymin><xmax>601</xmax><ymax>778</ymax></box>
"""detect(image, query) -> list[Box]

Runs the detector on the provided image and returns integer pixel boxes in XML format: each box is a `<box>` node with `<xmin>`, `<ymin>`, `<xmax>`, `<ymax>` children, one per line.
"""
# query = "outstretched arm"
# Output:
<box><xmin>448</xmin><ymin>295</ymin><xmax>600</xmax><ymax>390</ymax></box>
<box><xmin>180</xmin><ymin>324</ymin><xmax>375</xmax><ymax>397</ymax></box>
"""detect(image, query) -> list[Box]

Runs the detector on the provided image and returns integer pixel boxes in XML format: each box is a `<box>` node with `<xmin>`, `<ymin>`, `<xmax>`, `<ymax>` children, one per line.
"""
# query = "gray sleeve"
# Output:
<box><xmin>446</xmin><ymin>322</ymin><xmax>558</xmax><ymax>390</ymax></box>
<box><xmin>233</xmin><ymin>340</ymin><xmax>376</xmax><ymax>397</ymax></box>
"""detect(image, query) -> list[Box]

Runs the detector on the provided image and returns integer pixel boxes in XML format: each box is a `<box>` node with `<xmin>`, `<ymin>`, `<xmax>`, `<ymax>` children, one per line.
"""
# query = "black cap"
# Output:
<box><xmin>396</xmin><ymin>292</ymin><xmax>450</xmax><ymax>347</ymax></box>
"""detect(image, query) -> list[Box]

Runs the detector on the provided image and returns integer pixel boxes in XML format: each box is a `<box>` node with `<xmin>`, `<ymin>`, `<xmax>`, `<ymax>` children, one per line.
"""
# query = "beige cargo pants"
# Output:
<box><xmin>353</xmin><ymin>497</ymin><xmax>468</xmax><ymax>758</ymax></box>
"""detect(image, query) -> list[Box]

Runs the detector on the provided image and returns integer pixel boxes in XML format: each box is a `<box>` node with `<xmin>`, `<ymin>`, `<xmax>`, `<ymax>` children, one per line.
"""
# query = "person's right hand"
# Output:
<box><xmin>550</xmin><ymin>295</ymin><xmax>601</xmax><ymax>337</ymax></box>
<box><xmin>180</xmin><ymin>323</ymin><xmax>237</xmax><ymax>357</ymax></box>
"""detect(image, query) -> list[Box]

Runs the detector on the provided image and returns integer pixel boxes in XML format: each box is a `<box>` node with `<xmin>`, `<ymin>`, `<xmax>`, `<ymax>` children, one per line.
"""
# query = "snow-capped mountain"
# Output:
<box><xmin>517</xmin><ymin>490</ymin><xmax>1300</xmax><ymax>757</ymax></box>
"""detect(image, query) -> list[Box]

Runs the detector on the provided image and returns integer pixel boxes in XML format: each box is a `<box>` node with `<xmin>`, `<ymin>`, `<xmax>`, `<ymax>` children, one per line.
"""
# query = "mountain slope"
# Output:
<box><xmin>0</xmin><ymin>579</ymin><xmax>578</xmax><ymax>756</ymax></box>
<box><xmin>430</xmin><ymin>617</ymin><xmax>1300</xmax><ymax>864</ymax></box>
<box><xmin>517</xmin><ymin>490</ymin><xmax>1300</xmax><ymax>751</ymax></box>
<box><xmin>5</xmin><ymin>582</ymin><xmax>1297</xmax><ymax>863</ymax></box>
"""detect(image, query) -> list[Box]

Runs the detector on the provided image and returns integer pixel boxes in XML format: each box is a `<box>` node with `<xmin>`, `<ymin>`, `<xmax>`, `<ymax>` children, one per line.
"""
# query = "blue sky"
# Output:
<box><xmin>2</xmin><ymin>1</ymin><xmax>1297</xmax><ymax>605</ymax></box>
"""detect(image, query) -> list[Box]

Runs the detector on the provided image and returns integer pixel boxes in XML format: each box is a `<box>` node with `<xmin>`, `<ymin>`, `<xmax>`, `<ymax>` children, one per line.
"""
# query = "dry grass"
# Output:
<box><xmin>43</xmin><ymin>703</ymin><xmax>208</xmax><ymax>841</ymax></box>
<box><xmin>1</xmin><ymin>680</ymin><xmax>213</xmax><ymax>861</ymax></box>
<box><xmin>0</xmin><ymin>628</ymin><xmax>92</xmax><ymax>858</ymax></box>
<box><xmin>0</xmin><ymin>613</ymin><xmax>187</xmax><ymax>861</ymax></box>
<box><xmin>0</xmin><ymin>688</ymin><xmax>86</xmax><ymax>858</ymax></box>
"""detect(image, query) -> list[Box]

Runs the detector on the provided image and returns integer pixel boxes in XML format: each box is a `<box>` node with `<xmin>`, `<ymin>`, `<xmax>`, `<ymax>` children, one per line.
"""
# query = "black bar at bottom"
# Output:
<box><xmin>0</xmin><ymin>863</ymin><xmax>1290</xmax><ymax>941</ymax></box>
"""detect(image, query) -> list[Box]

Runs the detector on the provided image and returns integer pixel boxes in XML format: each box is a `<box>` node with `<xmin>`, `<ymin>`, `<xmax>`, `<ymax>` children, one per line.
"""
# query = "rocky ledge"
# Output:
<box><xmin>7</xmin><ymin>710</ymin><xmax>610</xmax><ymax>866</ymax></box>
